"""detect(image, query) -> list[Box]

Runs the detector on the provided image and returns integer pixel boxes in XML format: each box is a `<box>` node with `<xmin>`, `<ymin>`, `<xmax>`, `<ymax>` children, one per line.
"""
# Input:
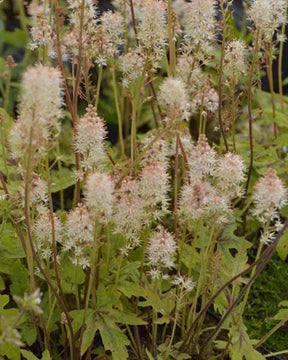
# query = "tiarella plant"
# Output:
<box><xmin>0</xmin><ymin>0</ymin><xmax>288</xmax><ymax>359</ymax></box>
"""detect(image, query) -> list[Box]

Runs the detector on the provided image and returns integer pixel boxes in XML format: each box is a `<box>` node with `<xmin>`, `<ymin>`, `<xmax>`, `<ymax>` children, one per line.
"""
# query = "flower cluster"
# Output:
<box><xmin>183</xmin><ymin>0</ymin><xmax>217</xmax><ymax>59</ymax></box>
<box><xmin>120</xmin><ymin>49</ymin><xmax>146</xmax><ymax>88</ymax></box>
<box><xmin>75</xmin><ymin>105</ymin><xmax>107</xmax><ymax>170</ymax></box>
<box><xmin>252</xmin><ymin>168</ymin><xmax>287</xmax><ymax>223</ymax></box>
<box><xmin>223</xmin><ymin>40</ymin><xmax>248</xmax><ymax>81</ymax></box>
<box><xmin>248</xmin><ymin>0</ymin><xmax>287</xmax><ymax>42</ymax></box>
<box><xmin>179</xmin><ymin>135</ymin><xmax>246</xmax><ymax>227</ymax></box>
<box><xmin>33</xmin><ymin>211</ymin><xmax>62</xmax><ymax>261</ymax></box>
<box><xmin>63</xmin><ymin>204</ymin><xmax>94</xmax><ymax>269</ymax></box>
<box><xmin>139</xmin><ymin>134</ymin><xmax>170</xmax><ymax>220</ymax></box>
<box><xmin>10</xmin><ymin>65</ymin><xmax>63</xmax><ymax>163</ymax></box>
<box><xmin>147</xmin><ymin>227</ymin><xmax>177</xmax><ymax>273</ymax></box>
<box><xmin>85</xmin><ymin>172</ymin><xmax>114</xmax><ymax>223</ymax></box>
<box><xmin>28</xmin><ymin>1</ymin><xmax>55</xmax><ymax>56</ymax></box>
<box><xmin>114</xmin><ymin>177</ymin><xmax>144</xmax><ymax>246</ymax></box>
<box><xmin>158</xmin><ymin>77</ymin><xmax>190</xmax><ymax>123</ymax></box>
<box><xmin>134</xmin><ymin>0</ymin><xmax>167</xmax><ymax>63</ymax></box>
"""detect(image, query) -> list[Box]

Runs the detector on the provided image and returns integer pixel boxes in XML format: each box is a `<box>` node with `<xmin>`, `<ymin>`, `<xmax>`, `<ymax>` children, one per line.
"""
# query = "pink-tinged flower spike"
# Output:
<box><xmin>33</xmin><ymin>211</ymin><xmax>62</xmax><ymax>261</ymax></box>
<box><xmin>134</xmin><ymin>0</ymin><xmax>167</xmax><ymax>63</ymax></box>
<box><xmin>139</xmin><ymin>160</ymin><xmax>170</xmax><ymax>221</ymax></box>
<box><xmin>28</xmin><ymin>2</ymin><xmax>55</xmax><ymax>57</ymax></box>
<box><xmin>252</xmin><ymin>168</ymin><xmax>287</xmax><ymax>223</ymax></box>
<box><xmin>141</xmin><ymin>134</ymin><xmax>170</xmax><ymax>167</ymax></box>
<box><xmin>179</xmin><ymin>180</ymin><xmax>215</xmax><ymax>223</ymax></box>
<box><xmin>183</xmin><ymin>0</ymin><xmax>217</xmax><ymax>59</ymax></box>
<box><xmin>74</xmin><ymin>105</ymin><xmax>107</xmax><ymax>170</ymax></box>
<box><xmin>63</xmin><ymin>204</ymin><xmax>94</xmax><ymax>269</ymax></box>
<box><xmin>64</xmin><ymin>0</ymin><xmax>98</xmax><ymax>59</ymax></box>
<box><xmin>179</xmin><ymin>180</ymin><xmax>230</xmax><ymax>227</ymax></box>
<box><xmin>19</xmin><ymin>174</ymin><xmax>48</xmax><ymax>212</ymax></box>
<box><xmin>188</xmin><ymin>134</ymin><xmax>217</xmax><ymax>179</ymax></box>
<box><xmin>223</xmin><ymin>40</ymin><xmax>248</xmax><ymax>82</ymax></box>
<box><xmin>168</xmin><ymin>128</ymin><xmax>194</xmax><ymax>157</ymax></box>
<box><xmin>147</xmin><ymin>227</ymin><xmax>177</xmax><ymax>269</ymax></box>
<box><xmin>248</xmin><ymin>0</ymin><xmax>287</xmax><ymax>42</ymax></box>
<box><xmin>113</xmin><ymin>177</ymin><xmax>144</xmax><ymax>246</ymax></box>
<box><xmin>158</xmin><ymin>77</ymin><xmax>191</xmax><ymax>123</ymax></box>
<box><xmin>67</xmin><ymin>0</ymin><xmax>97</xmax><ymax>31</ymax></box>
<box><xmin>191</xmin><ymin>79</ymin><xmax>219</xmax><ymax>114</ymax></box>
<box><xmin>139</xmin><ymin>135</ymin><xmax>170</xmax><ymax>220</ymax></box>
<box><xmin>101</xmin><ymin>10</ymin><xmax>124</xmax><ymax>58</ymax></box>
<box><xmin>120</xmin><ymin>49</ymin><xmax>146</xmax><ymax>88</ymax></box>
<box><xmin>10</xmin><ymin>65</ymin><xmax>63</xmax><ymax>162</ymax></box>
<box><xmin>85</xmin><ymin>172</ymin><xmax>114</xmax><ymax>223</ymax></box>
<box><xmin>177</xmin><ymin>55</ymin><xmax>203</xmax><ymax>91</ymax></box>
<box><xmin>216</xmin><ymin>153</ymin><xmax>246</xmax><ymax>198</ymax></box>
<box><xmin>19</xmin><ymin>65</ymin><xmax>63</xmax><ymax>124</ymax></box>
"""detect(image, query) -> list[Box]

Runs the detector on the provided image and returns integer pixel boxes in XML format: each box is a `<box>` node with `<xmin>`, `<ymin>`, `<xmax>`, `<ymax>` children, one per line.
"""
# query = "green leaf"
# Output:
<box><xmin>10</xmin><ymin>261</ymin><xmax>28</xmax><ymax>296</ymax></box>
<box><xmin>51</xmin><ymin>168</ymin><xmax>76</xmax><ymax>193</ymax></box>
<box><xmin>0</xmin><ymin>108</ymin><xmax>14</xmax><ymax>131</ymax></box>
<box><xmin>105</xmin><ymin>309</ymin><xmax>147</xmax><ymax>325</ymax></box>
<box><xmin>180</xmin><ymin>243</ymin><xmax>200</xmax><ymax>269</ymax></box>
<box><xmin>58</xmin><ymin>257</ymin><xmax>85</xmax><ymax>293</ymax></box>
<box><xmin>117</xmin><ymin>281</ymin><xmax>146</xmax><ymax>298</ymax></box>
<box><xmin>20</xmin><ymin>319</ymin><xmax>37</xmax><ymax>346</ymax></box>
<box><xmin>0</xmin><ymin>295</ymin><xmax>18</xmax><ymax>319</ymax></box>
<box><xmin>1</xmin><ymin>29</ymin><xmax>28</xmax><ymax>47</ymax></box>
<box><xmin>276</xmin><ymin>230</ymin><xmax>288</xmax><ymax>261</ymax></box>
<box><xmin>97</xmin><ymin>314</ymin><xmax>130</xmax><ymax>360</ymax></box>
<box><xmin>0</xmin><ymin>224</ymin><xmax>25</xmax><ymax>260</ymax></box>
<box><xmin>70</xmin><ymin>309</ymin><xmax>97</xmax><ymax>355</ymax></box>
<box><xmin>97</xmin><ymin>284</ymin><xmax>120</xmax><ymax>309</ymax></box>
<box><xmin>229</xmin><ymin>323</ymin><xmax>265</xmax><ymax>360</ymax></box>
<box><xmin>145</xmin><ymin>349</ymin><xmax>155</xmax><ymax>360</ymax></box>
<box><xmin>274</xmin><ymin>301</ymin><xmax>288</xmax><ymax>321</ymax></box>
<box><xmin>20</xmin><ymin>350</ymin><xmax>39</xmax><ymax>360</ymax></box>
<box><xmin>0</xmin><ymin>344</ymin><xmax>20</xmax><ymax>360</ymax></box>
<box><xmin>0</xmin><ymin>276</ymin><xmax>5</xmax><ymax>291</ymax></box>
<box><xmin>41</xmin><ymin>350</ymin><xmax>51</xmax><ymax>360</ymax></box>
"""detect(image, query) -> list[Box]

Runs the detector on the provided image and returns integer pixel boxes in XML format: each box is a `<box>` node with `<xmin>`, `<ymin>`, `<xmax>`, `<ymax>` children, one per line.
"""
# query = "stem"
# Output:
<box><xmin>72</xmin><ymin>0</ymin><xmax>85</xmax><ymax>205</ymax></box>
<box><xmin>264</xmin><ymin>350</ymin><xmax>288</xmax><ymax>358</ymax></box>
<box><xmin>111</xmin><ymin>66</ymin><xmax>125</xmax><ymax>157</ymax></box>
<box><xmin>167</xmin><ymin>289</ymin><xmax>183</xmax><ymax>355</ymax></box>
<box><xmin>95</xmin><ymin>65</ymin><xmax>103</xmax><ymax>111</ymax></box>
<box><xmin>15</xmin><ymin>0</ymin><xmax>29</xmax><ymax>35</ymax></box>
<box><xmin>129</xmin><ymin>0</ymin><xmax>138</xmax><ymax>45</ymax></box>
<box><xmin>218</xmin><ymin>0</ymin><xmax>229</xmax><ymax>152</ymax></box>
<box><xmin>56</xmin><ymin>144</ymin><xmax>65</xmax><ymax>211</ymax></box>
<box><xmin>278</xmin><ymin>22</ymin><xmax>286</xmax><ymax>113</ymax></box>
<box><xmin>239</xmin><ymin>241</ymin><xmax>264</xmax><ymax>317</ymax></box>
<box><xmin>131</xmin><ymin>58</ymin><xmax>150</xmax><ymax>165</ymax></box>
<box><xmin>174</xmin><ymin>133</ymin><xmax>180</xmax><ymax>238</ymax></box>
<box><xmin>25</xmin><ymin>182</ymin><xmax>76</xmax><ymax>359</ymax></box>
<box><xmin>152</xmin><ymin>279</ymin><xmax>159</xmax><ymax>353</ymax></box>
<box><xmin>115</xmin><ymin>254</ymin><xmax>124</xmax><ymax>288</ymax></box>
<box><xmin>230</xmin><ymin>80</ymin><xmax>237</xmax><ymax>152</ymax></box>
<box><xmin>83</xmin><ymin>60</ymin><xmax>91</xmax><ymax>103</ymax></box>
<box><xmin>267</xmin><ymin>42</ymin><xmax>278</xmax><ymax>138</ymax></box>
<box><xmin>3</xmin><ymin>69</ymin><xmax>11</xmax><ymax>111</ymax></box>
<box><xmin>245</xmin><ymin>29</ymin><xmax>260</xmax><ymax>195</ymax></box>
<box><xmin>167</xmin><ymin>0</ymin><xmax>175</xmax><ymax>76</ymax></box>
<box><xmin>54</xmin><ymin>0</ymin><xmax>81</xmax><ymax>207</ymax></box>
<box><xmin>255</xmin><ymin>319</ymin><xmax>287</xmax><ymax>349</ymax></box>
<box><xmin>45</xmin><ymin>156</ymin><xmax>68</xmax><ymax>310</ymax></box>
